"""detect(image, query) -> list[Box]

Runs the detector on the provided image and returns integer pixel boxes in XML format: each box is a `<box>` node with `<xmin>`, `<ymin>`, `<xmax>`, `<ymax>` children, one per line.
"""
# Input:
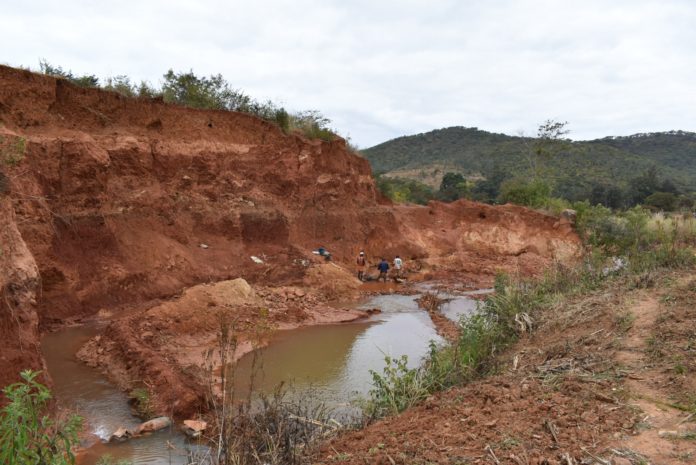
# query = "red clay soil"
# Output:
<box><xmin>0</xmin><ymin>65</ymin><xmax>580</xmax><ymax>409</ymax></box>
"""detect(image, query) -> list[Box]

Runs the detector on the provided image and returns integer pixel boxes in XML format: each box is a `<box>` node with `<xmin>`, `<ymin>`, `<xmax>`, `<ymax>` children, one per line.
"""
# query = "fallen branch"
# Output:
<box><xmin>485</xmin><ymin>444</ymin><xmax>501</xmax><ymax>465</ymax></box>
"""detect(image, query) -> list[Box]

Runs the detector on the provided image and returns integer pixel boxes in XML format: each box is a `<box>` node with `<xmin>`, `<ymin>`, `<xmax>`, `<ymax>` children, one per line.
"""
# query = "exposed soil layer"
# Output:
<box><xmin>316</xmin><ymin>272</ymin><xmax>696</xmax><ymax>465</ymax></box>
<box><xmin>0</xmin><ymin>65</ymin><xmax>579</xmax><ymax>412</ymax></box>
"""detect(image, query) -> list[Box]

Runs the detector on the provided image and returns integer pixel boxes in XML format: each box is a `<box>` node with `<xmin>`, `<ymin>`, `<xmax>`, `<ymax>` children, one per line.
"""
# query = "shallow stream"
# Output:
<box><xmin>42</xmin><ymin>291</ymin><xmax>480</xmax><ymax>464</ymax></box>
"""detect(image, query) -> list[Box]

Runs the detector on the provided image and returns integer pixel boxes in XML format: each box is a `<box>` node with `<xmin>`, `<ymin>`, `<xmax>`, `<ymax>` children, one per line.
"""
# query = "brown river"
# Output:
<box><xmin>42</xmin><ymin>291</ymin><xmax>486</xmax><ymax>464</ymax></box>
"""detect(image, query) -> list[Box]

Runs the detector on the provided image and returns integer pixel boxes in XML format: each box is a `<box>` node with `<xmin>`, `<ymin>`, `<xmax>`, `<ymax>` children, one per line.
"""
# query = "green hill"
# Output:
<box><xmin>362</xmin><ymin>127</ymin><xmax>696</xmax><ymax>205</ymax></box>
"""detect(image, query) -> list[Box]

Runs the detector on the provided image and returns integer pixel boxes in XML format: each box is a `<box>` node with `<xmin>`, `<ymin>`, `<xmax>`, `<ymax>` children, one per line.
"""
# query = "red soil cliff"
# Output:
<box><xmin>0</xmin><ymin>65</ymin><xmax>580</xmax><ymax>404</ymax></box>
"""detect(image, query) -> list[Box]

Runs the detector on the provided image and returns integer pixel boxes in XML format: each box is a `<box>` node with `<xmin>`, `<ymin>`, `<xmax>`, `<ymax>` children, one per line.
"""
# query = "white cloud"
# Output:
<box><xmin>1</xmin><ymin>0</ymin><xmax>694</xmax><ymax>147</ymax></box>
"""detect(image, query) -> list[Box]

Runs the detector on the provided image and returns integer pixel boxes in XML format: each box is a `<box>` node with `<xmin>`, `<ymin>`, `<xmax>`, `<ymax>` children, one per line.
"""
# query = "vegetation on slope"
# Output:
<box><xmin>364</xmin><ymin>125</ymin><xmax>696</xmax><ymax>209</ymax></box>
<box><xmin>364</xmin><ymin>205</ymin><xmax>696</xmax><ymax>421</ymax></box>
<box><xmin>36</xmin><ymin>60</ymin><xmax>337</xmax><ymax>141</ymax></box>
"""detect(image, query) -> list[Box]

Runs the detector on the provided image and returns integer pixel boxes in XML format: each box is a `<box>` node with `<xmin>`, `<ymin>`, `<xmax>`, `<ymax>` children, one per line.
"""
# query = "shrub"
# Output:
<box><xmin>0</xmin><ymin>370</ymin><xmax>82</xmax><ymax>465</ymax></box>
<box><xmin>498</xmin><ymin>178</ymin><xmax>552</xmax><ymax>208</ymax></box>
<box><xmin>128</xmin><ymin>387</ymin><xmax>153</xmax><ymax>419</ymax></box>
<box><xmin>289</xmin><ymin>110</ymin><xmax>335</xmax><ymax>141</ymax></box>
<box><xmin>39</xmin><ymin>60</ymin><xmax>99</xmax><ymax>88</ymax></box>
<box><xmin>645</xmin><ymin>192</ymin><xmax>678</xmax><ymax>211</ymax></box>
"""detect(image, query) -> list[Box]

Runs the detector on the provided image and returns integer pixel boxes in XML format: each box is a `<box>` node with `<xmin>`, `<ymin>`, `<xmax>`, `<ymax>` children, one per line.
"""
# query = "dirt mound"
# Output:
<box><xmin>78</xmin><ymin>277</ymin><xmax>367</xmax><ymax>416</ymax></box>
<box><xmin>0</xmin><ymin>64</ymin><xmax>580</xmax><ymax>397</ymax></box>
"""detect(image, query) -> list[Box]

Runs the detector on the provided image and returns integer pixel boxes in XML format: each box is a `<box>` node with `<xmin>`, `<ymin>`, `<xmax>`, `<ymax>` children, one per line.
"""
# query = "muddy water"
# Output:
<box><xmin>42</xmin><ymin>292</ymin><xmax>478</xmax><ymax>464</ymax></box>
<box><xmin>231</xmin><ymin>293</ymin><xmax>478</xmax><ymax>414</ymax></box>
<box><xmin>41</xmin><ymin>327</ymin><xmax>196</xmax><ymax>465</ymax></box>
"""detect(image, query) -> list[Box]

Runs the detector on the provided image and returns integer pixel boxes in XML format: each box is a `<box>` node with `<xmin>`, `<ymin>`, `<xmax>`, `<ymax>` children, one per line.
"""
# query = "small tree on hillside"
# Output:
<box><xmin>523</xmin><ymin>119</ymin><xmax>570</xmax><ymax>180</ymax></box>
<box><xmin>438</xmin><ymin>172</ymin><xmax>469</xmax><ymax>201</ymax></box>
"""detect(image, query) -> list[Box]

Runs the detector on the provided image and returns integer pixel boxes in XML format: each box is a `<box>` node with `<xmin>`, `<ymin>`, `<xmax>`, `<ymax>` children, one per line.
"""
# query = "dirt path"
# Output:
<box><xmin>613</xmin><ymin>286</ymin><xmax>696</xmax><ymax>464</ymax></box>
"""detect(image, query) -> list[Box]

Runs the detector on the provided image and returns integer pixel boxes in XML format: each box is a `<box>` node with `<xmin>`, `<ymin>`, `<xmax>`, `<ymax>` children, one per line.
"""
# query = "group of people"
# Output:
<box><xmin>356</xmin><ymin>251</ymin><xmax>403</xmax><ymax>282</ymax></box>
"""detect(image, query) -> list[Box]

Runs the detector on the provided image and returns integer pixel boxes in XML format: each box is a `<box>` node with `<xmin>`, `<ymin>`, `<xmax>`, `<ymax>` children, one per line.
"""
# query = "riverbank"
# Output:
<box><xmin>45</xmin><ymin>279</ymin><xmax>483</xmax><ymax>465</ymax></box>
<box><xmin>315</xmin><ymin>268</ymin><xmax>696</xmax><ymax>465</ymax></box>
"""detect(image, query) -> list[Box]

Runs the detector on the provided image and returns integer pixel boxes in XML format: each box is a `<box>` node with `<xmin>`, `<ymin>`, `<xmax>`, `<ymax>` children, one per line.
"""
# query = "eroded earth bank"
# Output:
<box><xmin>0</xmin><ymin>66</ymin><xmax>581</xmax><ymax>429</ymax></box>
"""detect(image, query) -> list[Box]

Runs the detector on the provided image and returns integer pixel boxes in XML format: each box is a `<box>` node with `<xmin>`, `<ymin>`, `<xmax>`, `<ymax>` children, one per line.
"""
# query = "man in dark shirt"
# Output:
<box><xmin>377</xmin><ymin>258</ymin><xmax>389</xmax><ymax>283</ymax></box>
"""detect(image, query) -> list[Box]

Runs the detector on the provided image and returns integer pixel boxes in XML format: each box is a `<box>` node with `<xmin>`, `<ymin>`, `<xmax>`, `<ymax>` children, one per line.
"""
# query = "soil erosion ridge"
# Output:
<box><xmin>0</xmin><ymin>65</ymin><xmax>580</xmax><ymax>415</ymax></box>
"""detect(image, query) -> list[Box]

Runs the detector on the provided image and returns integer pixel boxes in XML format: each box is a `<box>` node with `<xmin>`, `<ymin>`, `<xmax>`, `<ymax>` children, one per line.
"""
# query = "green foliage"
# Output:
<box><xmin>0</xmin><ymin>370</ymin><xmax>82</xmax><ymax>465</ymax></box>
<box><xmin>1</xmin><ymin>135</ymin><xmax>26</xmax><ymax>167</ymax></box>
<box><xmin>161</xmin><ymin>69</ymin><xmax>249</xmax><ymax>111</ymax></box>
<box><xmin>39</xmin><ymin>60</ymin><xmax>99</xmax><ymax>88</ymax></box>
<box><xmin>438</xmin><ymin>172</ymin><xmax>470</xmax><ymax>201</ymax></box>
<box><xmin>526</xmin><ymin>119</ymin><xmax>570</xmax><ymax>179</ymax></box>
<box><xmin>498</xmin><ymin>178</ymin><xmax>552</xmax><ymax>208</ymax></box>
<box><xmin>102</xmin><ymin>75</ymin><xmax>136</xmax><ymax>97</ymax></box>
<box><xmin>375</xmin><ymin>175</ymin><xmax>435</xmax><ymax>205</ymax></box>
<box><xmin>34</xmin><ymin>62</ymin><xmax>338</xmax><ymax>141</ymax></box>
<box><xmin>645</xmin><ymin>192</ymin><xmax>678</xmax><ymax>211</ymax></box>
<box><xmin>288</xmin><ymin>110</ymin><xmax>335</xmax><ymax>141</ymax></box>
<box><xmin>128</xmin><ymin>387</ymin><xmax>153</xmax><ymax>419</ymax></box>
<box><xmin>363</xmin><ymin>127</ymin><xmax>696</xmax><ymax>206</ymax></box>
<box><xmin>365</xmin><ymin>206</ymin><xmax>696</xmax><ymax>421</ymax></box>
<box><xmin>365</xmin><ymin>354</ymin><xmax>431</xmax><ymax>418</ymax></box>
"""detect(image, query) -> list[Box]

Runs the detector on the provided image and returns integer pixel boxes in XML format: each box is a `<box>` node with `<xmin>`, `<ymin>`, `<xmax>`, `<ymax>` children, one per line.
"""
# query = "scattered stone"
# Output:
<box><xmin>658</xmin><ymin>430</ymin><xmax>678</xmax><ymax>438</ymax></box>
<box><xmin>182</xmin><ymin>420</ymin><xmax>207</xmax><ymax>438</ymax></box>
<box><xmin>560</xmin><ymin>209</ymin><xmax>577</xmax><ymax>223</ymax></box>
<box><xmin>613</xmin><ymin>457</ymin><xmax>632</xmax><ymax>465</ymax></box>
<box><xmin>251</xmin><ymin>255</ymin><xmax>264</xmax><ymax>264</ymax></box>
<box><xmin>199</xmin><ymin>243</ymin><xmax>209</xmax><ymax>249</ymax></box>
<box><xmin>109</xmin><ymin>426</ymin><xmax>132</xmax><ymax>442</ymax></box>
<box><xmin>135</xmin><ymin>416</ymin><xmax>172</xmax><ymax>435</ymax></box>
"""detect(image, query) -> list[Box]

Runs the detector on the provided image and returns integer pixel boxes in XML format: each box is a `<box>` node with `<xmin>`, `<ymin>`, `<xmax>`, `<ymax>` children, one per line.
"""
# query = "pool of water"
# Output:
<box><xmin>41</xmin><ymin>327</ymin><xmax>195</xmax><ymax>465</ymax></box>
<box><xmin>42</xmin><ymin>291</ymin><xmax>480</xmax><ymax>464</ymax></box>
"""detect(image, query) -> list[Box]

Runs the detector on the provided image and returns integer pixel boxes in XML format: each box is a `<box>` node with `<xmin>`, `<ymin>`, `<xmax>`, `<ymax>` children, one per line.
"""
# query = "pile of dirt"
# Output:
<box><xmin>0</xmin><ymin>65</ymin><xmax>580</xmax><ymax>404</ymax></box>
<box><xmin>77</xmin><ymin>277</ymin><xmax>367</xmax><ymax>416</ymax></box>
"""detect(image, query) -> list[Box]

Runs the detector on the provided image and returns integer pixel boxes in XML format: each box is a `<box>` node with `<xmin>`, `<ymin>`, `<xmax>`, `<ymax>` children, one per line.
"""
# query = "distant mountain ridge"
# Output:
<box><xmin>362</xmin><ymin>127</ymin><xmax>696</xmax><ymax>201</ymax></box>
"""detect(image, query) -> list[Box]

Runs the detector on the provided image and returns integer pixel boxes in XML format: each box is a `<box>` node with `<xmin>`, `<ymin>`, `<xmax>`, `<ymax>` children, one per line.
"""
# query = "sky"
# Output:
<box><xmin>2</xmin><ymin>0</ymin><xmax>695</xmax><ymax>148</ymax></box>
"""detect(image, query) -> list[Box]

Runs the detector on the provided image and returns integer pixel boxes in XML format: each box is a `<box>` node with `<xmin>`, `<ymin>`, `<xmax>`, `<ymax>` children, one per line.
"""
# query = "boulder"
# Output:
<box><xmin>135</xmin><ymin>416</ymin><xmax>172</xmax><ymax>435</ymax></box>
<box><xmin>108</xmin><ymin>426</ymin><xmax>132</xmax><ymax>442</ymax></box>
<box><xmin>560</xmin><ymin>209</ymin><xmax>577</xmax><ymax>223</ymax></box>
<box><xmin>182</xmin><ymin>419</ymin><xmax>207</xmax><ymax>438</ymax></box>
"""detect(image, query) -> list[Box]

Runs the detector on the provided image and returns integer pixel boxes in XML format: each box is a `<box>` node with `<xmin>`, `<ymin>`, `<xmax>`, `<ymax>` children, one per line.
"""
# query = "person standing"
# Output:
<box><xmin>377</xmin><ymin>258</ymin><xmax>389</xmax><ymax>283</ymax></box>
<box><xmin>356</xmin><ymin>251</ymin><xmax>367</xmax><ymax>281</ymax></box>
<box><xmin>393</xmin><ymin>255</ymin><xmax>403</xmax><ymax>279</ymax></box>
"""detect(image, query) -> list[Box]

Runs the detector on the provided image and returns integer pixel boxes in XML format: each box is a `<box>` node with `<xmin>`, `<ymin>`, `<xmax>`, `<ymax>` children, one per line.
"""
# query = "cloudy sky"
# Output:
<box><xmin>2</xmin><ymin>0</ymin><xmax>695</xmax><ymax>147</ymax></box>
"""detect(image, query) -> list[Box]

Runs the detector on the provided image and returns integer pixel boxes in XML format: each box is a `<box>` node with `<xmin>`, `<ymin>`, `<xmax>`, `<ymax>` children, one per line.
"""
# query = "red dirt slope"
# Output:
<box><xmin>0</xmin><ymin>65</ymin><xmax>580</xmax><ymax>398</ymax></box>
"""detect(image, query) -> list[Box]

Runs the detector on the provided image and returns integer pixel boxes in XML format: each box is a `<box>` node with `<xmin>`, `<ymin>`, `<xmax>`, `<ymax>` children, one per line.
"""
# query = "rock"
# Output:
<box><xmin>613</xmin><ymin>458</ymin><xmax>631</xmax><ymax>465</ymax></box>
<box><xmin>294</xmin><ymin>288</ymin><xmax>306</xmax><ymax>297</ymax></box>
<box><xmin>135</xmin><ymin>416</ymin><xmax>172</xmax><ymax>435</ymax></box>
<box><xmin>658</xmin><ymin>430</ymin><xmax>678</xmax><ymax>438</ymax></box>
<box><xmin>560</xmin><ymin>209</ymin><xmax>577</xmax><ymax>223</ymax></box>
<box><xmin>199</xmin><ymin>243</ymin><xmax>209</xmax><ymax>249</ymax></box>
<box><xmin>109</xmin><ymin>426</ymin><xmax>132</xmax><ymax>442</ymax></box>
<box><xmin>182</xmin><ymin>419</ymin><xmax>207</xmax><ymax>438</ymax></box>
<box><xmin>251</xmin><ymin>255</ymin><xmax>264</xmax><ymax>264</ymax></box>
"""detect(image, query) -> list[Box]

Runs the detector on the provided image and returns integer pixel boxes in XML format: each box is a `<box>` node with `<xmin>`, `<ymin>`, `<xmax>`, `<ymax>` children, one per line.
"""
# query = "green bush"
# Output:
<box><xmin>0</xmin><ymin>370</ymin><xmax>82</xmax><ymax>465</ymax></box>
<box><xmin>375</xmin><ymin>175</ymin><xmax>435</xmax><ymax>205</ymax></box>
<box><xmin>39</xmin><ymin>60</ymin><xmax>99</xmax><ymax>88</ymax></box>
<box><xmin>498</xmin><ymin>178</ymin><xmax>552</xmax><ymax>208</ymax></box>
<box><xmin>645</xmin><ymin>192</ymin><xmax>678</xmax><ymax>211</ymax></box>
